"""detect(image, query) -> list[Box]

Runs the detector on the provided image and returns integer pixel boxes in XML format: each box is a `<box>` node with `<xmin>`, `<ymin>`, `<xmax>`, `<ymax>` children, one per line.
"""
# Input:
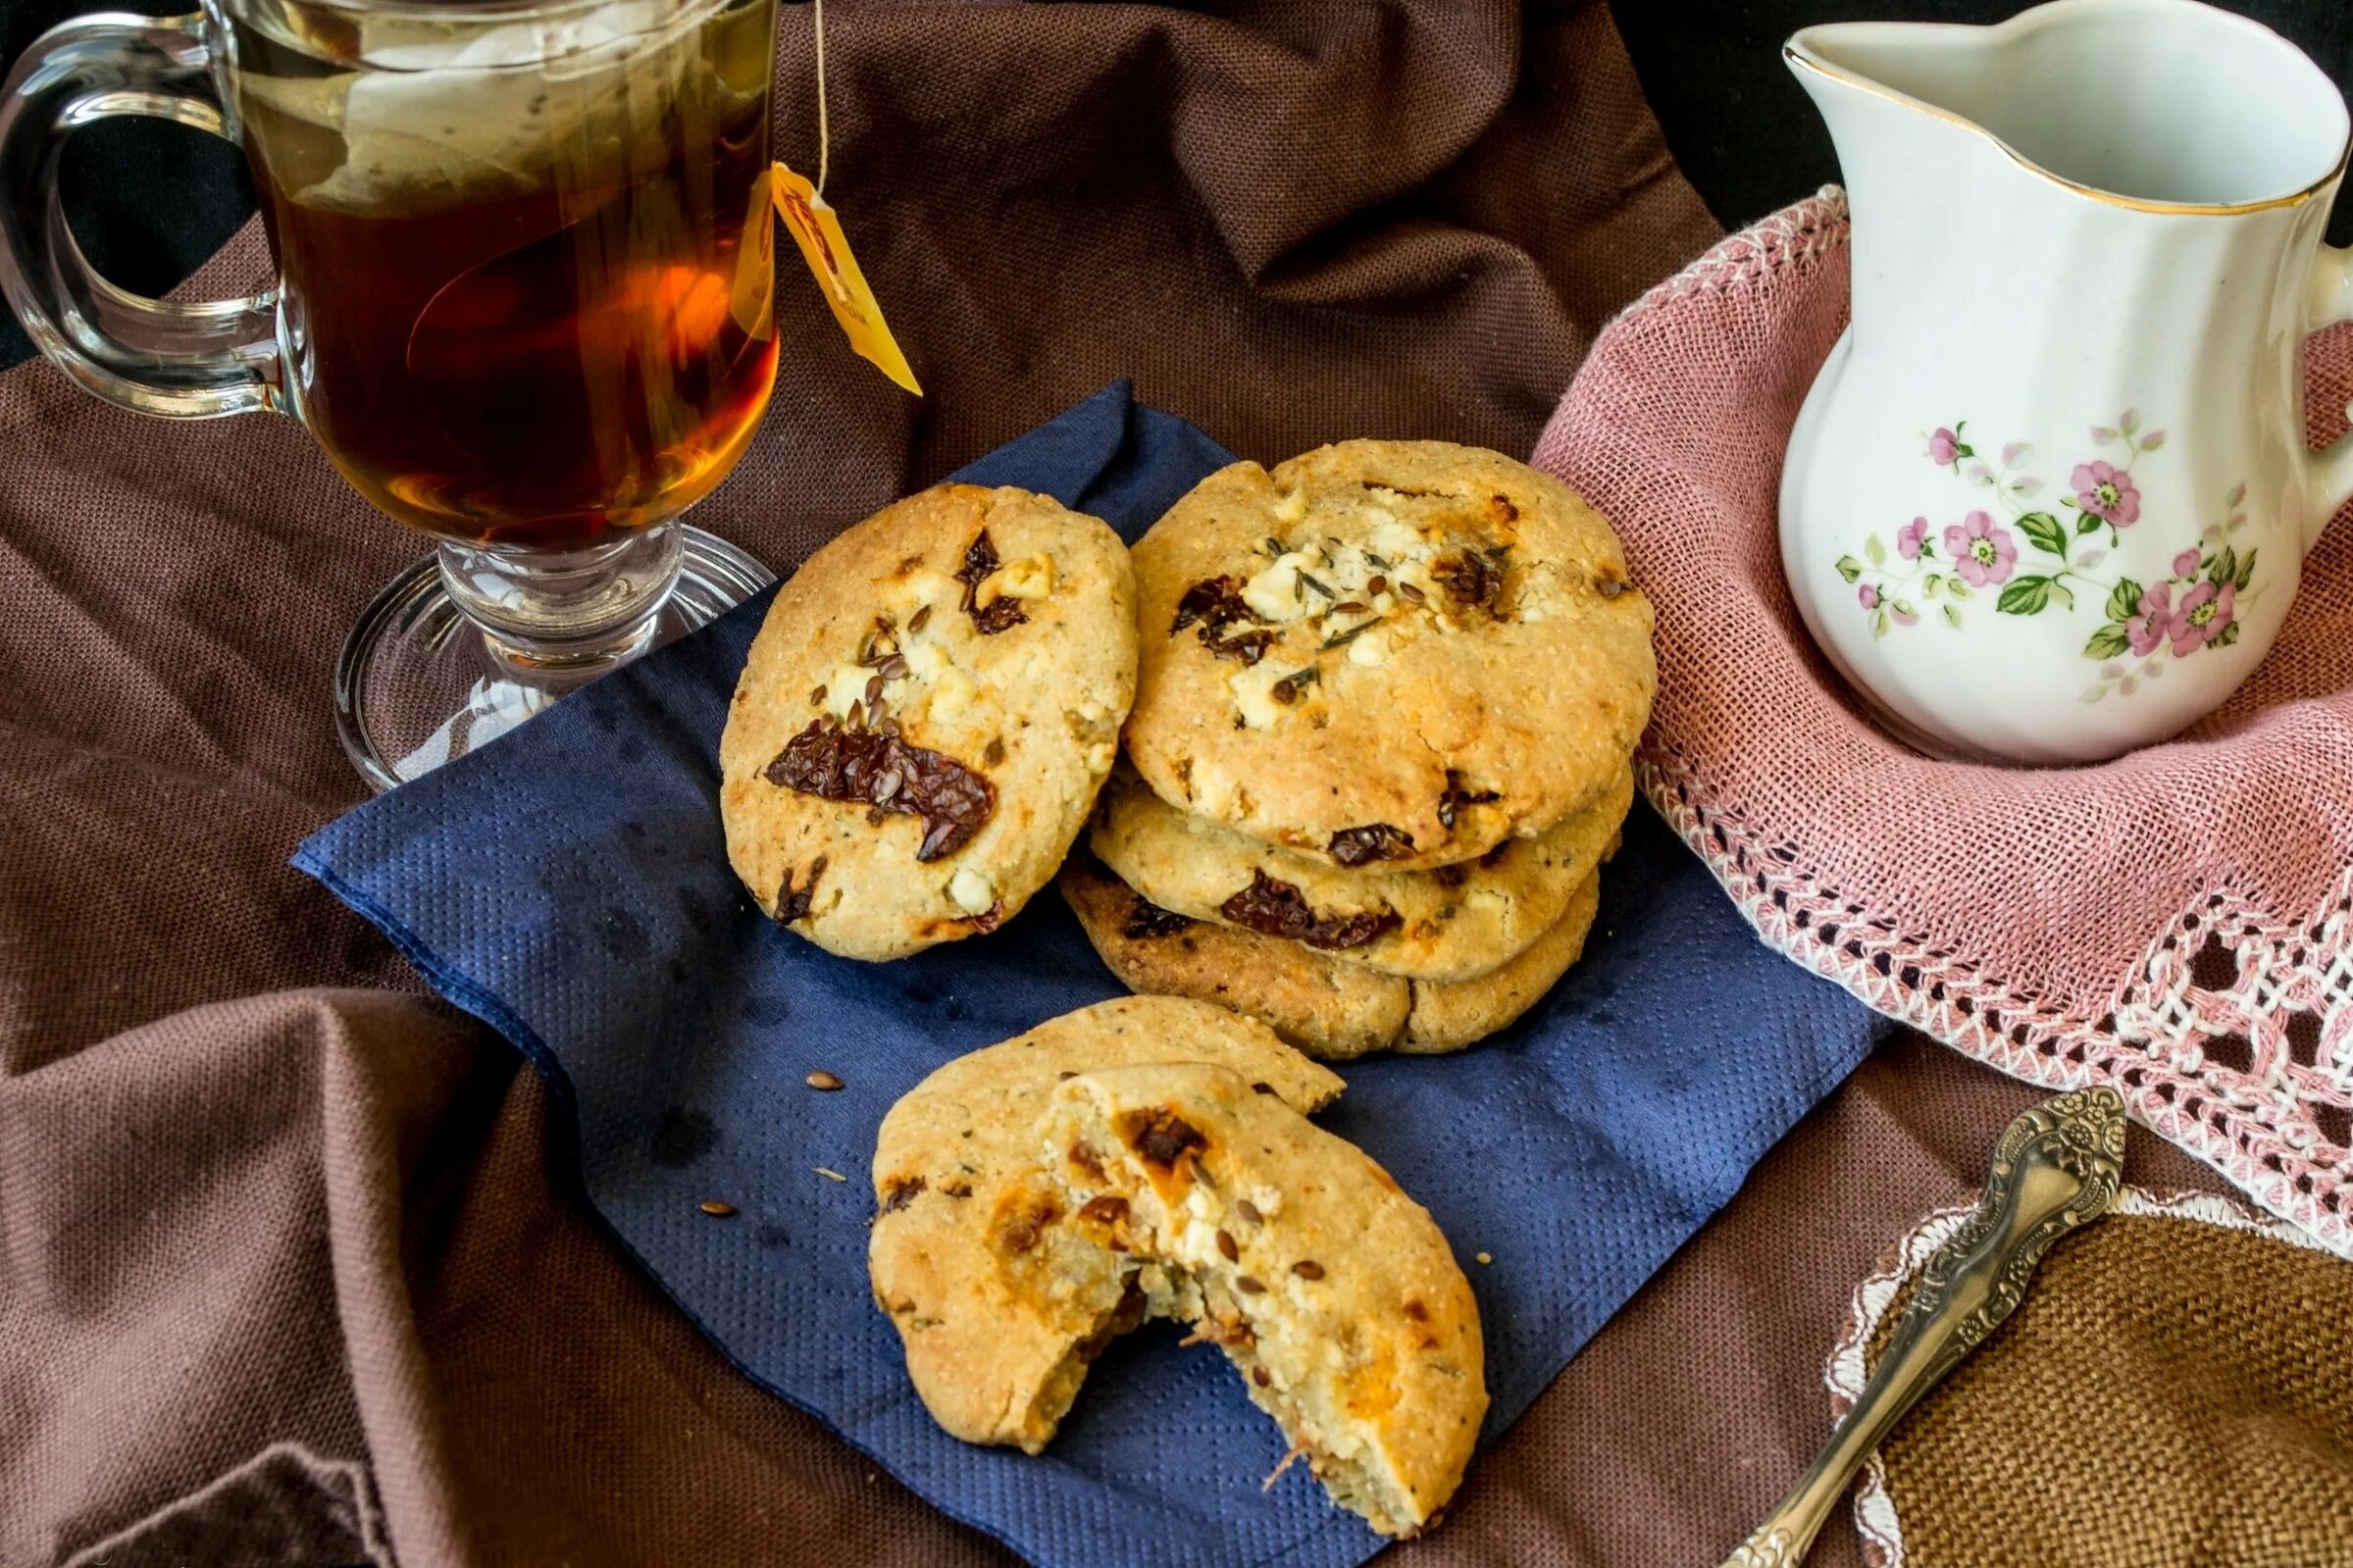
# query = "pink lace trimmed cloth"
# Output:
<box><xmin>1534</xmin><ymin>188</ymin><xmax>2353</xmax><ymax>1254</ymax></box>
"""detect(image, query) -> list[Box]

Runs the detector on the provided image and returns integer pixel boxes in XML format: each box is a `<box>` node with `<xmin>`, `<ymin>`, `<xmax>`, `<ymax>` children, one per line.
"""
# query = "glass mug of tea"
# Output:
<box><xmin>0</xmin><ymin>0</ymin><xmax>782</xmax><ymax>787</ymax></box>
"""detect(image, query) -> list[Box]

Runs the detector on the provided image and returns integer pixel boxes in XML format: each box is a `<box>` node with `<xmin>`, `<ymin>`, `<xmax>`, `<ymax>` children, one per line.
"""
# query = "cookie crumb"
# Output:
<box><xmin>805</xmin><ymin>1070</ymin><xmax>843</xmax><ymax>1090</ymax></box>
<box><xmin>1474</xmin><ymin>1250</ymin><xmax>1493</xmax><ymax>1266</ymax></box>
<box><xmin>698</xmin><ymin>1199</ymin><xmax>737</xmax><ymax>1217</ymax></box>
<box><xmin>815</xmin><ymin>1167</ymin><xmax>848</xmax><ymax>1183</ymax></box>
<box><xmin>1261</xmin><ymin>1441</ymin><xmax>1306</xmax><ymax>1491</ymax></box>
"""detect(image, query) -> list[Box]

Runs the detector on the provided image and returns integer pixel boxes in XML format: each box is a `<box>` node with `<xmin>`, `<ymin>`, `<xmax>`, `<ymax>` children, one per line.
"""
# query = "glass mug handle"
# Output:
<box><xmin>0</xmin><ymin>9</ymin><xmax>280</xmax><ymax>418</ymax></box>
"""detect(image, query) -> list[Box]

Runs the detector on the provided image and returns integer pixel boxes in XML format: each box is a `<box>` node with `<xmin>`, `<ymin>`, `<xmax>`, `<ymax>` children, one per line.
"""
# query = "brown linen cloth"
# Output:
<box><xmin>1858</xmin><ymin>1201</ymin><xmax>2353</xmax><ymax>1567</ymax></box>
<box><xmin>0</xmin><ymin>2</ymin><xmax>2224</xmax><ymax>1563</ymax></box>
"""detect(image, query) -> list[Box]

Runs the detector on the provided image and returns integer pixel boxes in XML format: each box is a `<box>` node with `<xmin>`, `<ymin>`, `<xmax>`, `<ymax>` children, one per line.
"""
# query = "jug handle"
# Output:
<box><xmin>2307</xmin><ymin>245</ymin><xmax>2353</xmax><ymax>550</ymax></box>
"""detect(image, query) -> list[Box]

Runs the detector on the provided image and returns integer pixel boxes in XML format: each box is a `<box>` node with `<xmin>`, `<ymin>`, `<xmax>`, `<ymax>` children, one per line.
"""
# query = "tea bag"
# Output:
<box><xmin>235</xmin><ymin>2</ymin><xmax>744</xmax><ymax>214</ymax></box>
<box><xmin>767</xmin><ymin>0</ymin><xmax>921</xmax><ymax>394</ymax></box>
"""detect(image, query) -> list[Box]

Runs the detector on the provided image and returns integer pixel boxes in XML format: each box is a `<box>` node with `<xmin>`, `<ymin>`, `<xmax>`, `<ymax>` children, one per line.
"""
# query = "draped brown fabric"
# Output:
<box><xmin>0</xmin><ymin>2</ymin><xmax>2226</xmax><ymax>1563</ymax></box>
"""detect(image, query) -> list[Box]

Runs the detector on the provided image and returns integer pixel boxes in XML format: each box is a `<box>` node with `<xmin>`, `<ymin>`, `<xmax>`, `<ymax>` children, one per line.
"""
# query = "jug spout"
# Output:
<box><xmin>1785</xmin><ymin>19</ymin><xmax>2004</xmax><ymax>135</ymax></box>
<box><xmin>1787</xmin><ymin>4</ymin><xmax>2348</xmax><ymax>218</ymax></box>
<box><xmin>1783</xmin><ymin>24</ymin><xmax>2003</xmax><ymax>328</ymax></box>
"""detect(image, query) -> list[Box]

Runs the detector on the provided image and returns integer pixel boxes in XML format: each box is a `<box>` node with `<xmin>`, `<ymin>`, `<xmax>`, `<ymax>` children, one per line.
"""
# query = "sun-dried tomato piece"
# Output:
<box><xmin>1433</xmin><ymin>547</ymin><xmax>1505</xmax><ymax>610</ymax></box>
<box><xmin>1327</xmin><ymin>823</ymin><xmax>1414</xmax><ymax>866</ymax></box>
<box><xmin>1123</xmin><ymin>896</ymin><xmax>1196</xmax><ymax>939</ymax></box>
<box><xmin>1121</xmin><ymin>1108</ymin><xmax>1208</xmax><ymax>1170</ymax></box>
<box><xmin>775</xmin><ymin>854</ymin><xmax>828</xmax><ymax>922</ymax></box>
<box><xmin>999</xmin><ymin>1197</ymin><xmax>1058</xmax><ymax>1253</ymax></box>
<box><xmin>1171</xmin><ymin>577</ymin><xmax>1277</xmax><ymax>663</ymax></box>
<box><xmin>1209</xmin><ymin>628</ymin><xmax>1275</xmax><ymax>664</ymax></box>
<box><xmin>954</xmin><ymin>529</ymin><xmax>1028</xmax><ymax>634</ymax></box>
<box><xmin>1171</xmin><ymin>576</ymin><xmax>1251</xmax><ymax>634</ymax></box>
<box><xmin>1435</xmin><ymin>772</ymin><xmax>1502</xmax><ymax>831</ymax></box>
<box><xmin>1220</xmin><ymin>870</ymin><xmax>1401</xmax><ymax>950</ymax></box>
<box><xmin>764</xmin><ymin>720</ymin><xmax>996</xmax><ymax>862</ymax></box>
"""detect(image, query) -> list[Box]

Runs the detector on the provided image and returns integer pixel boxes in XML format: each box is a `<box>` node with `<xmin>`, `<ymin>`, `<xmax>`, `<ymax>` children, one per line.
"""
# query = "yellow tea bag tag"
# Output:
<box><xmin>730</xmin><ymin>164</ymin><xmax>777</xmax><ymax>340</ymax></box>
<box><xmin>771</xmin><ymin>160</ymin><xmax>921</xmax><ymax>395</ymax></box>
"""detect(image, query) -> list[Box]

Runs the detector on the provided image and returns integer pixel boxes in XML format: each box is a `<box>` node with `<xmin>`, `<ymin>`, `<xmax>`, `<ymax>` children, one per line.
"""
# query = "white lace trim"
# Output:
<box><xmin>1594</xmin><ymin>186</ymin><xmax>2353</xmax><ymax>1256</ymax></box>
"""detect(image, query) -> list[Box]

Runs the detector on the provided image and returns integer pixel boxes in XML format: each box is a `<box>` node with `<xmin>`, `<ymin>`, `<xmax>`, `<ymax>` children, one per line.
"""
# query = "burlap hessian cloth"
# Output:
<box><xmin>0</xmin><ymin>3</ymin><xmax>2241</xmax><ymax>1564</ymax></box>
<box><xmin>1840</xmin><ymin>1192</ymin><xmax>2353</xmax><ymax>1568</ymax></box>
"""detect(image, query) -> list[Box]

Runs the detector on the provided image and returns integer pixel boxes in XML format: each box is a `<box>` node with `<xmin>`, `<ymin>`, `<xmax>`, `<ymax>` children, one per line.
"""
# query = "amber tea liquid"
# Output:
<box><xmin>232</xmin><ymin>0</ymin><xmax>780</xmax><ymax>551</ymax></box>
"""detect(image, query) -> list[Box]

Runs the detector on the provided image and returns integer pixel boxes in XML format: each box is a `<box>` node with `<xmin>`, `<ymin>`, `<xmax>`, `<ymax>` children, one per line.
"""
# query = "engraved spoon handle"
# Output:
<box><xmin>1719</xmin><ymin>1087</ymin><xmax>2126</xmax><ymax>1568</ymax></box>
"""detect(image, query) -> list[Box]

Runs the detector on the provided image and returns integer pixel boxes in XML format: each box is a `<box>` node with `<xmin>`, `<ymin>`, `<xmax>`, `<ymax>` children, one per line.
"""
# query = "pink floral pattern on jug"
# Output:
<box><xmin>1835</xmin><ymin>411</ymin><xmax>2256</xmax><ymax>703</ymax></box>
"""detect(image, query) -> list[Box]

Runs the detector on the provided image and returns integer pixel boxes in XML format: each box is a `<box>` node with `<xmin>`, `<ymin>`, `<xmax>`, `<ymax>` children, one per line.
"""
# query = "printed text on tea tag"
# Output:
<box><xmin>772</xmin><ymin>161</ymin><xmax>921</xmax><ymax>395</ymax></box>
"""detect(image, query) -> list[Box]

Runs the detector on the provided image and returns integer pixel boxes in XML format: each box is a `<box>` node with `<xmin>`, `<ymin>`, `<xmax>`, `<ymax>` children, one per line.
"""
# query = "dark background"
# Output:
<box><xmin>2</xmin><ymin>0</ymin><xmax>2351</xmax><ymax>372</ymax></box>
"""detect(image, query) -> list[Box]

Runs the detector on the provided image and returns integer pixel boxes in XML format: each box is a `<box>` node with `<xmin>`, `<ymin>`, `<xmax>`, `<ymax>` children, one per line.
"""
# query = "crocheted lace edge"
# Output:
<box><xmin>1596</xmin><ymin>186</ymin><xmax>2353</xmax><ymax>1258</ymax></box>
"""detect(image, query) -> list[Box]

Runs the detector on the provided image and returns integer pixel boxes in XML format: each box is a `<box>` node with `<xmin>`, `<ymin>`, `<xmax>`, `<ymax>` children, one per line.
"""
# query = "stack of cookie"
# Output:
<box><xmin>1062</xmin><ymin>440</ymin><xmax>1656</xmax><ymax>1059</ymax></box>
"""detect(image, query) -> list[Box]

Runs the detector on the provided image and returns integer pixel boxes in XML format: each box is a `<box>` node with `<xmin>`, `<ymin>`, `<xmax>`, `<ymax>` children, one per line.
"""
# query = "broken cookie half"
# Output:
<box><xmin>866</xmin><ymin>997</ymin><xmax>1342</xmax><ymax>1452</ymax></box>
<box><xmin>869</xmin><ymin>998</ymin><xmax>1484</xmax><ymax>1538</ymax></box>
<box><xmin>1040</xmin><ymin>1062</ymin><xmax>1487</xmax><ymax>1538</ymax></box>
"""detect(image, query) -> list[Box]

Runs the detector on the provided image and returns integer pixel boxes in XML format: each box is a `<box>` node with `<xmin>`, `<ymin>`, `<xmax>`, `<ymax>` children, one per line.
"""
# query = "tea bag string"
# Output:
<box><xmin>813</xmin><ymin>0</ymin><xmax>830</xmax><ymax>200</ymax></box>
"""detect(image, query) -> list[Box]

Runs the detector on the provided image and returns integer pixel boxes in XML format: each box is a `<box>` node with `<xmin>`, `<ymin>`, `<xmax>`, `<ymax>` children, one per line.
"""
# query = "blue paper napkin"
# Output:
<box><xmin>297</xmin><ymin>383</ymin><xmax>1882</xmax><ymax>1568</ymax></box>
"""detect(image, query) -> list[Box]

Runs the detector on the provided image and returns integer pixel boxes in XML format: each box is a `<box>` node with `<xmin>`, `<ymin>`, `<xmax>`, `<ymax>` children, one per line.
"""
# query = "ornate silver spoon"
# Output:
<box><xmin>1719</xmin><ymin>1085</ymin><xmax>2127</xmax><ymax>1567</ymax></box>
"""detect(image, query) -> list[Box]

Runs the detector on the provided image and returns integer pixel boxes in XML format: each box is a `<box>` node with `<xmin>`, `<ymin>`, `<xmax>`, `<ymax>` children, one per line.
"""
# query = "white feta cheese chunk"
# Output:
<box><xmin>947</xmin><ymin>867</ymin><xmax>996</xmax><ymax>915</ymax></box>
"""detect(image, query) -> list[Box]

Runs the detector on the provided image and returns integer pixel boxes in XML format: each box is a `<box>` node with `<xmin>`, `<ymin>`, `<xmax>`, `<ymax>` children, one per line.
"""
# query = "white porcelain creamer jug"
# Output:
<box><xmin>1780</xmin><ymin>0</ymin><xmax>2353</xmax><ymax>763</ymax></box>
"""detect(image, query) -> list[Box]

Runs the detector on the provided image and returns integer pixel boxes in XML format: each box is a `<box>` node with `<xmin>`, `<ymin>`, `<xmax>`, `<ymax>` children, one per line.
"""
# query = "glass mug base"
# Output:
<box><xmin>333</xmin><ymin>522</ymin><xmax>773</xmax><ymax>793</ymax></box>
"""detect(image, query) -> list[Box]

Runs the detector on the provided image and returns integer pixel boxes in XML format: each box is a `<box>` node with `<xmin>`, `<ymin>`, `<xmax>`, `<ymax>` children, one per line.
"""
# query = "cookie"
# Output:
<box><xmin>1060</xmin><ymin>857</ymin><xmax>1409</xmax><ymax>1058</ymax></box>
<box><xmin>1092</xmin><ymin>761</ymin><xmax>1630</xmax><ymax>982</ymax></box>
<box><xmin>868</xmin><ymin>997</ymin><xmax>1343</xmax><ymax>1453</ymax></box>
<box><xmin>1397</xmin><ymin>871</ymin><xmax>1601</xmax><ymax>1053</ymax></box>
<box><xmin>1062</xmin><ymin>858</ymin><xmax>1604</xmax><ymax>1058</ymax></box>
<box><xmin>1039</xmin><ymin>1062</ymin><xmax>1487</xmax><ymax>1537</ymax></box>
<box><xmin>1124</xmin><ymin>440</ymin><xmax>1655</xmax><ymax>870</ymax></box>
<box><xmin>719</xmin><ymin>484</ymin><xmax>1138</xmax><ymax>960</ymax></box>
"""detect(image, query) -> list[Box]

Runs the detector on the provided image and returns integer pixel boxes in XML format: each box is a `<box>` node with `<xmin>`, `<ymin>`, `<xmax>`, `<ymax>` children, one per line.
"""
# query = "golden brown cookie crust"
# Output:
<box><xmin>719</xmin><ymin>484</ymin><xmax>1138</xmax><ymax>960</ymax></box>
<box><xmin>1063</xmin><ymin>859</ymin><xmax>1603</xmax><ymax>1058</ymax></box>
<box><xmin>1060</xmin><ymin>858</ymin><xmax>1409</xmax><ymax>1059</ymax></box>
<box><xmin>1124</xmin><ymin>441</ymin><xmax>1655</xmax><ymax>870</ymax></box>
<box><xmin>1092</xmin><ymin>761</ymin><xmax>1630</xmax><ymax>982</ymax></box>
<box><xmin>867</xmin><ymin>997</ymin><xmax>1342</xmax><ymax>1452</ymax></box>
<box><xmin>1399</xmin><ymin>873</ymin><xmax>1600</xmax><ymax>1053</ymax></box>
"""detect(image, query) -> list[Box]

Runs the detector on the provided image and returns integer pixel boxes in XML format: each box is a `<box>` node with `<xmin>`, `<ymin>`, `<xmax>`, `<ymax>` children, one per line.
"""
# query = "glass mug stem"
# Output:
<box><xmin>0</xmin><ymin>0</ymin><xmax>784</xmax><ymax>789</ymax></box>
<box><xmin>439</xmin><ymin>525</ymin><xmax>685</xmax><ymax>671</ymax></box>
